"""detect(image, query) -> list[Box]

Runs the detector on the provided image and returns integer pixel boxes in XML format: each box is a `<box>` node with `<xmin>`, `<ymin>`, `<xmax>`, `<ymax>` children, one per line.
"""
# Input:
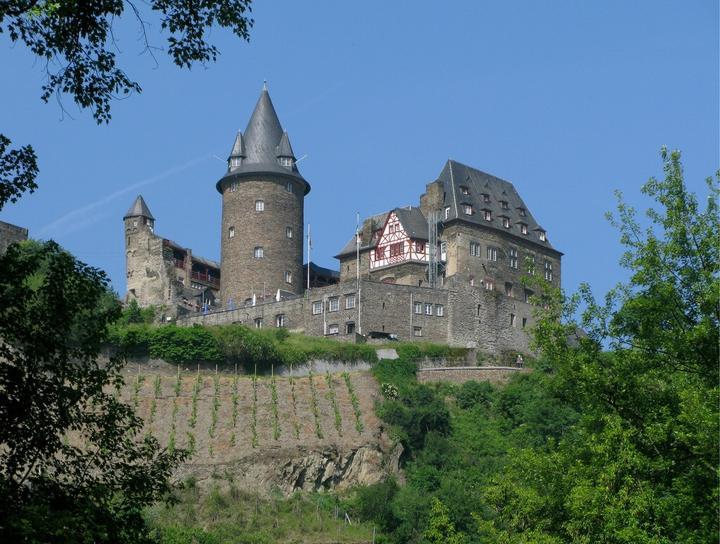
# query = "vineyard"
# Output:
<box><xmin>117</xmin><ymin>367</ymin><xmax>387</xmax><ymax>491</ymax></box>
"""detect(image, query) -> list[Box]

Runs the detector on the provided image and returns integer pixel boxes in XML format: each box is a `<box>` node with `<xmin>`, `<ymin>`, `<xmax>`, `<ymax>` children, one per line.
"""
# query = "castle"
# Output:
<box><xmin>124</xmin><ymin>85</ymin><xmax>562</xmax><ymax>357</ymax></box>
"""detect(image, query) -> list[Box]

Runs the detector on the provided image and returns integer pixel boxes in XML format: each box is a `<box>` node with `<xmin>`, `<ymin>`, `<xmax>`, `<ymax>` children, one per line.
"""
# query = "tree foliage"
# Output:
<box><xmin>0</xmin><ymin>0</ymin><xmax>253</xmax><ymax>123</ymax></box>
<box><xmin>482</xmin><ymin>149</ymin><xmax>719</xmax><ymax>543</ymax></box>
<box><xmin>0</xmin><ymin>134</ymin><xmax>38</xmax><ymax>209</ymax></box>
<box><xmin>0</xmin><ymin>240</ymin><xmax>186</xmax><ymax>542</ymax></box>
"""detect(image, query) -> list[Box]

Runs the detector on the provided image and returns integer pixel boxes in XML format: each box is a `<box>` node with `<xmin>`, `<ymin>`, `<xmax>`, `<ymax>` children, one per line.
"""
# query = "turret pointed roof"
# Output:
<box><xmin>275</xmin><ymin>131</ymin><xmax>294</xmax><ymax>158</ymax></box>
<box><xmin>124</xmin><ymin>195</ymin><xmax>154</xmax><ymax>220</ymax></box>
<box><xmin>229</xmin><ymin>131</ymin><xmax>245</xmax><ymax>158</ymax></box>
<box><xmin>216</xmin><ymin>84</ymin><xmax>310</xmax><ymax>194</ymax></box>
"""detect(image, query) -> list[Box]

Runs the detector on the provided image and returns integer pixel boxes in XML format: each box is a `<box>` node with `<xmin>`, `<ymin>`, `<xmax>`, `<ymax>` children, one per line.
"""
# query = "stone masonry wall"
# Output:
<box><xmin>220</xmin><ymin>175</ymin><xmax>304</xmax><ymax>306</ymax></box>
<box><xmin>417</xmin><ymin>366</ymin><xmax>531</xmax><ymax>386</ymax></box>
<box><xmin>0</xmin><ymin>220</ymin><xmax>28</xmax><ymax>254</ymax></box>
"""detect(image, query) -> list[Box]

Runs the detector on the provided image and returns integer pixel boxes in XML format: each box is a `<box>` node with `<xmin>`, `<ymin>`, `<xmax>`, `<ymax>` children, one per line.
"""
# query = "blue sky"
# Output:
<box><xmin>1</xmin><ymin>1</ymin><xmax>717</xmax><ymax>302</ymax></box>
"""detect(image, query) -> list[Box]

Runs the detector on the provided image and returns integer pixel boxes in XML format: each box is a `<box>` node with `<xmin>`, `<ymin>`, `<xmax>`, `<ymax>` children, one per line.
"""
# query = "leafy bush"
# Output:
<box><xmin>149</xmin><ymin>325</ymin><xmax>223</xmax><ymax>364</ymax></box>
<box><xmin>455</xmin><ymin>380</ymin><xmax>495</xmax><ymax>410</ymax></box>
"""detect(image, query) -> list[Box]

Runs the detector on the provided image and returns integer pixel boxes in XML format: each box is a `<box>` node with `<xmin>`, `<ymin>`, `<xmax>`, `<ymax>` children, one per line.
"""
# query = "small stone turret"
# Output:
<box><xmin>216</xmin><ymin>85</ymin><xmax>310</xmax><ymax>306</ymax></box>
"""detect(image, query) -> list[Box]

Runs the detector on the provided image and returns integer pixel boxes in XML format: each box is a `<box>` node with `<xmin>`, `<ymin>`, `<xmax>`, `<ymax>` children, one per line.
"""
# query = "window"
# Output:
<box><xmin>500</xmin><ymin>200</ymin><xmax>509</xmax><ymax>210</ymax></box>
<box><xmin>286</xmin><ymin>226</ymin><xmax>293</xmax><ymax>238</ymax></box>
<box><xmin>132</xmin><ymin>220</ymin><xmax>138</xmax><ymax>227</ymax></box>
<box><xmin>328</xmin><ymin>323</ymin><xmax>339</xmax><ymax>335</ymax></box>
<box><xmin>436</xmin><ymin>304</ymin><xmax>444</xmax><ymax>317</ymax></box>
<box><xmin>375</xmin><ymin>246</ymin><xmax>386</xmax><ymax>260</ymax></box>
<box><xmin>425</xmin><ymin>303</ymin><xmax>433</xmax><ymax>315</ymax></box>
<box><xmin>482</xmin><ymin>193</ymin><xmax>490</xmax><ymax>203</ymax></box>
<box><xmin>286</xmin><ymin>181</ymin><xmax>294</xmax><ymax>193</ymax></box>
<box><xmin>486</xmin><ymin>247</ymin><xmax>498</xmax><ymax>261</ymax></box>
<box><xmin>518</xmin><ymin>207</ymin><xmax>526</xmax><ymax>217</ymax></box>
<box><xmin>462</xmin><ymin>204</ymin><xmax>473</xmax><ymax>215</ymax></box>
<box><xmin>460</xmin><ymin>185</ymin><xmax>470</xmax><ymax>195</ymax></box>
<box><xmin>254</xmin><ymin>246</ymin><xmax>264</xmax><ymax>259</ymax></box>
<box><xmin>440</xmin><ymin>241</ymin><xmax>447</xmax><ymax>261</ymax></box>
<box><xmin>520</xmin><ymin>223</ymin><xmax>528</xmax><ymax>235</ymax></box>
<box><xmin>502</xmin><ymin>216</ymin><xmax>510</xmax><ymax>228</ymax></box>
<box><xmin>230</xmin><ymin>158</ymin><xmax>241</xmax><ymax>169</ymax></box>
<box><xmin>275</xmin><ymin>314</ymin><xmax>286</xmax><ymax>328</ymax></box>
<box><xmin>510</xmin><ymin>313</ymin><xmax>516</xmax><ymax>327</ymax></box>
<box><xmin>228</xmin><ymin>226</ymin><xmax>235</xmax><ymax>238</ymax></box>
<box><xmin>470</xmin><ymin>242</ymin><xmax>481</xmax><ymax>257</ymax></box>
<box><xmin>346</xmin><ymin>322</ymin><xmax>356</xmax><ymax>334</ymax></box>
<box><xmin>279</xmin><ymin>157</ymin><xmax>293</xmax><ymax>168</ymax></box>
<box><xmin>255</xmin><ymin>200</ymin><xmax>264</xmax><ymax>212</ymax></box>
<box><xmin>509</xmin><ymin>247</ymin><xmax>518</xmax><ymax>269</ymax></box>
<box><xmin>505</xmin><ymin>282</ymin><xmax>513</xmax><ymax>297</ymax></box>
<box><xmin>538</xmin><ymin>230</ymin><xmax>547</xmax><ymax>242</ymax></box>
<box><xmin>312</xmin><ymin>301</ymin><xmax>323</xmax><ymax>315</ymax></box>
<box><xmin>477</xmin><ymin>304</ymin><xmax>482</xmax><ymax>317</ymax></box>
<box><xmin>483</xmin><ymin>209</ymin><xmax>492</xmax><ymax>221</ymax></box>
<box><xmin>413</xmin><ymin>326</ymin><xmax>423</xmax><ymax>337</ymax></box>
<box><xmin>415</xmin><ymin>241</ymin><xmax>425</xmax><ymax>253</ymax></box>
<box><xmin>328</xmin><ymin>297</ymin><xmax>339</xmax><ymax>312</ymax></box>
<box><xmin>522</xmin><ymin>317</ymin><xmax>528</xmax><ymax>328</ymax></box>
<box><xmin>285</xmin><ymin>271</ymin><xmax>292</xmax><ymax>284</ymax></box>
<box><xmin>345</xmin><ymin>294</ymin><xmax>356</xmax><ymax>309</ymax></box>
<box><xmin>389</xmin><ymin>242</ymin><xmax>403</xmax><ymax>257</ymax></box>
<box><xmin>524</xmin><ymin>289</ymin><xmax>533</xmax><ymax>303</ymax></box>
<box><xmin>414</xmin><ymin>301</ymin><xmax>422</xmax><ymax>314</ymax></box>
<box><xmin>444</xmin><ymin>206</ymin><xmax>450</xmax><ymax>220</ymax></box>
<box><xmin>230</xmin><ymin>180</ymin><xmax>239</xmax><ymax>191</ymax></box>
<box><xmin>484</xmin><ymin>278</ymin><xmax>494</xmax><ymax>291</ymax></box>
<box><xmin>254</xmin><ymin>318</ymin><xmax>263</xmax><ymax>329</ymax></box>
<box><xmin>469</xmin><ymin>275</ymin><xmax>475</xmax><ymax>286</ymax></box>
<box><xmin>544</xmin><ymin>261</ymin><xmax>553</xmax><ymax>281</ymax></box>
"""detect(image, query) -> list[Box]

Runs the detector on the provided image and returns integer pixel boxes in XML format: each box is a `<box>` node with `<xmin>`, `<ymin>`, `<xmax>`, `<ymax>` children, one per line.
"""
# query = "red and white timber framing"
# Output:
<box><xmin>370</xmin><ymin>211</ymin><xmax>427</xmax><ymax>269</ymax></box>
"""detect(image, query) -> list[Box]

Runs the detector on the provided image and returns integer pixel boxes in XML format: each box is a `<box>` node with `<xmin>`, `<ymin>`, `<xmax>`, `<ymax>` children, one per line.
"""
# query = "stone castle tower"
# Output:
<box><xmin>216</xmin><ymin>85</ymin><xmax>310</xmax><ymax>306</ymax></box>
<box><xmin>124</xmin><ymin>195</ymin><xmax>169</xmax><ymax>307</ymax></box>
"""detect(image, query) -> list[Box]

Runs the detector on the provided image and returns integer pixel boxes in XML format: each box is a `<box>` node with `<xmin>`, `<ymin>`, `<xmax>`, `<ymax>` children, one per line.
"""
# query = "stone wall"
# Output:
<box><xmin>0</xmin><ymin>220</ymin><xmax>28</xmax><ymax>254</ymax></box>
<box><xmin>220</xmin><ymin>175</ymin><xmax>304</xmax><ymax>305</ymax></box>
<box><xmin>417</xmin><ymin>366</ymin><xmax>531</xmax><ymax>385</ymax></box>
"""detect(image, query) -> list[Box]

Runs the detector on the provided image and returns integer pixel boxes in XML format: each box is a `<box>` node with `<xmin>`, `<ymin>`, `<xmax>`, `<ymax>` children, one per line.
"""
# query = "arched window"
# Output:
<box><xmin>255</xmin><ymin>200</ymin><xmax>265</xmax><ymax>212</ymax></box>
<box><xmin>228</xmin><ymin>226</ymin><xmax>235</xmax><ymax>238</ymax></box>
<box><xmin>254</xmin><ymin>246</ymin><xmax>264</xmax><ymax>259</ymax></box>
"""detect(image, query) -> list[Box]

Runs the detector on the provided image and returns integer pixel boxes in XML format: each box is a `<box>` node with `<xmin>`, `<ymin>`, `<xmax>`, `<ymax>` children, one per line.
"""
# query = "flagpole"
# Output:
<box><xmin>356</xmin><ymin>212</ymin><xmax>362</xmax><ymax>335</ymax></box>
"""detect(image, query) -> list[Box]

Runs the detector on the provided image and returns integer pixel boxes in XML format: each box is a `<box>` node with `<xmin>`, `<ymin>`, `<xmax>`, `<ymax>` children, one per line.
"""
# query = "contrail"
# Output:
<box><xmin>38</xmin><ymin>153</ymin><xmax>212</xmax><ymax>238</ymax></box>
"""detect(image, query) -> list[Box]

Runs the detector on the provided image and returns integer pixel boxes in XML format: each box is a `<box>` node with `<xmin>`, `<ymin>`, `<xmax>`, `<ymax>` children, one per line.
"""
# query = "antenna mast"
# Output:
<box><xmin>428</xmin><ymin>210</ymin><xmax>439</xmax><ymax>288</ymax></box>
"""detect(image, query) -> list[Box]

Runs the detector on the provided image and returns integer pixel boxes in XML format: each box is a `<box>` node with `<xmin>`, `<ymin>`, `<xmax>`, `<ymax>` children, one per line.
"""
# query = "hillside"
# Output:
<box><xmin>118</xmin><ymin>368</ymin><xmax>399</xmax><ymax>494</ymax></box>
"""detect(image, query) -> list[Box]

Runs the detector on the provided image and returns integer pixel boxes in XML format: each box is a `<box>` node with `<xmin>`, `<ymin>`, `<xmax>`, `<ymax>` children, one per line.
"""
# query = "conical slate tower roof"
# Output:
<box><xmin>216</xmin><ymin>85</ymin><xmax>309</xmax><ymax>194</ymax></box>
<box><xmin>275</xmin><ymin>131</ymin><xmax>295</xmax><ymax>158</ymax></box>
<box><xmin>124</xmin><ymin>195</ymin><xmax>154</xmax><ymax>220</ymax></box>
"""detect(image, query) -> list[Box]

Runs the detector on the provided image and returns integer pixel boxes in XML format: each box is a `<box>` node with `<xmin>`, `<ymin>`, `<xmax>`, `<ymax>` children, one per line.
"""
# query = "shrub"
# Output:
<box><xmin>210</xmin><ymin>324</ymin><xmax>281</xmax><ymax>372</ymax></box>
<box><xmin>150</xmin><ymin>325</ymin><xmax>222</xmax><ymax>364</ymax></box>
<box><xmin>455</xmin><ymin>381</ymin><xmax>495</xmax><ymax>410</ymax></box>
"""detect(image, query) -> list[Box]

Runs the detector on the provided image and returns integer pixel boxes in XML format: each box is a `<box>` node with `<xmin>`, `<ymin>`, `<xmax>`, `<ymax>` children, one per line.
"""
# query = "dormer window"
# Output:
<box><xmin>279</xmin><ymin>157</ymin><xmax>293</xmax><ymax>168</ymax></box>
<box><xmin>501</xmin><ymin>216</ymin><xmax>510</xmax><ymax>228</ymax></box>
<box><xmin>538</xmin><ymin>230</ymin><xmax>547</xmax><ymax>242</ymax></box>
<box><xmin>230</xmin><ymin>157</ymin><xmax>242</xmax><ymax>168</ymax></box>
<box><xmin>462</xmin><ymin>204</ymin><xmax>473</xmax><ymax>215</ymax></box>
<box><xmin>483</xmin><ymin>209</ymin><xmax>492</xmax><ymax>221</ymax></box>
<box><xmin>518</xmin><ymin>207</ymin><xmax>527</xmax><ymax>217</ymax></box>
<box><xmin>482</xmin><ymin>193</ymin><xmax>490</xmax><ymax>203</ymax></box>
<box><xmin>500</xmin><ymin>200</ymin><xmax>509</xmax><ymax>210</ymax></box>
<box><xmin>460</xmin><ymin>185</ymin><xmax>470</xmax><ymax>195</ymax></box>
<box><xmin>520</xmin><ymin>223</ymin><xmax>528</xmax><ymax>235</ymax></box>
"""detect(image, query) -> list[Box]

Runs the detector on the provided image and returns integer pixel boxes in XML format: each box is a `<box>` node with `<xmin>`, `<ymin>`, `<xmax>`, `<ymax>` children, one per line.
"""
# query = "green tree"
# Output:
<box><xmin>482</xmin><ymin>149</ymin><xmax>719</xmax><ymax>543</ymax></box>
<box><xmin>0</xmin><ymin>0</ymin><xmax>254</xmax><ymax>207</ymax></box>
<box><xmin>0</xmin><ymin>240</ymin><xmax>187</xmax><ymax>542</ymax></box>
<box><xmin>423</xmin><ymin>497</ymin><xmax>466</xmax><ymax>544</ymax></box>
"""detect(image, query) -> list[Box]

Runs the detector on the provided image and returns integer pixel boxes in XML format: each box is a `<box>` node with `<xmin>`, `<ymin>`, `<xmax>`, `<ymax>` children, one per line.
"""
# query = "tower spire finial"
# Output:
<box><xmin>263</xmin><ymin>79</ymin><xmax>268</xmax><ymax>91</ymax></box>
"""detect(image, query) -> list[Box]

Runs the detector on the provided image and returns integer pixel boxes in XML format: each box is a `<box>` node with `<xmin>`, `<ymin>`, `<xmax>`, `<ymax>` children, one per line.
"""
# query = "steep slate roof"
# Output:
<box><xmin>216</xmin><ymin>86</ymin><xmax>309</xmax><ymax>194</ymax></box>
<box><xmin>437</xmin><ymin>160</ymin><xmax>558</xmax><ymax>251</ymax></box>
<box><xmin>334</xmin><ymin>207</ymin><xmax>429</xmax><ymax>258</ymax></box>
<box><xmin>394</xmin><ymin>206</ymin><xmax>428</xmax><ymax>240</ymax></box>
<box><xmin>335</xmin><ymin>211</ymin><xmax>389</xmax><ymax>258</ymax></box>
<box><xmin>229</xmin><ymin>132</ymin><xmax>245</xmax><ymax>158</ymax></box>
<box><xmin>124</xmin><ymin>195</ymin><xmax>154</xmax><ymax>220</ymax></box>
<box><xmin>275</xmin><ymin>132</ymin><xmax>294</xmax><ymax>158</ymax></box>
<box><xmin>304</xmin><ymin>261</ymin><xmax>340</xmax><ymax>279</ymax></box>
